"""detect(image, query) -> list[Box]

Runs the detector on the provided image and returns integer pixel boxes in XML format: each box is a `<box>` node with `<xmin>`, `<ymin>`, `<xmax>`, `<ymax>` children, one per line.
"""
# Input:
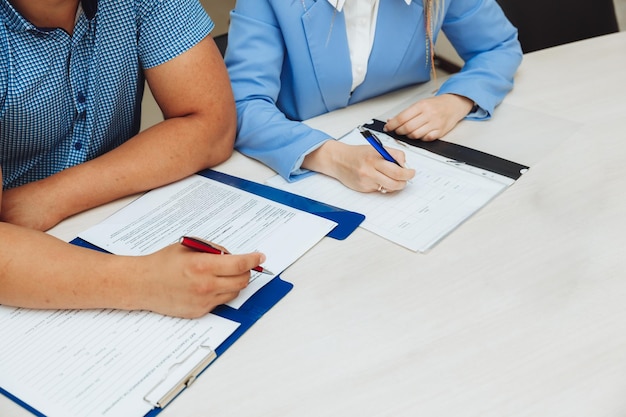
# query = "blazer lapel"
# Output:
<box><xmin>352</xmin><ymin>0</ymin><xmax>425</xmax><ymax>101</ymax></box>
<box><xmin>301</xmin><ymin>0</ymin><xmax>353</xmax><ymax>111</ymax></box>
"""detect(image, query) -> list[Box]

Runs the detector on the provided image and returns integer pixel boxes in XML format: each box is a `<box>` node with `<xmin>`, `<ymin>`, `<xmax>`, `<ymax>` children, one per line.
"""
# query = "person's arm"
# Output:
<box><xmin>0</xmin><ymin>36</ymin><xmax>267</xmax><ymax>318</ymax></box>
<box><xmin>0</xmin><ymin>36</ymin><xmax>235</xmax><ymax>231</ymax></box>
<box><xmin>0</xmin><ymin>221</ymin><xmax>265</xmax><ymax>318</ymax></box>
<box><xmin>385</xmin><ymin>0</ymin><xmax>522</xmax><ymax>140</ymax></box>
<box><xmin>226</xmin><ymin>2</ymin><xmax>329</xmax><ymax>181</ymax></box>
<box><xmin>227</xmin><ymin>1</ymin><xmax>414</xmax><ymax>192</ymax></box>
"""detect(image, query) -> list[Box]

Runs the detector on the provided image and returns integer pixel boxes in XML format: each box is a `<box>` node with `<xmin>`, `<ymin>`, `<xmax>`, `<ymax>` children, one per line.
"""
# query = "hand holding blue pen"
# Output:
<box><xmin>358</xmin><ymin>126</ymin><xmax>414</xmax><ymax>192</ymax></box>
<box><xmin>359</xmin><ymin>127</ymin><xmax>403</xmax><ymax>167</ymax></box>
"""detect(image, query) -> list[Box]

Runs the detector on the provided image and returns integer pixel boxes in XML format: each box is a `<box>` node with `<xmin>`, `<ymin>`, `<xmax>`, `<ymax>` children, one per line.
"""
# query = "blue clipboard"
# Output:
<box><xmin>67</xmin><ymin>241</ymin><xmax>293</xmax><ymax>417</ymax></box>
<box><xmin>1</xmin><ymin>230</ymin><xmax>293</xmax><ymax>417</ymax></box>
<box><xmin>2</xmin><ymin>169</ymin><xmax>361</xmax><ymax>417</ymax></box>
<box><xmin>0</xmin><ymin>388</ymin><xmax>44</xmax><ymax>417</ymax></box>
<box><xmin>0</xmin><ymin>272</ymin><xmax>293</xmax><ymax>417</ymax></box>
<box><xmin>143</xmin><ymin>276</ymin><xmax>294</xmax><ymax>417</ymax></box>
<box><xmin>199</xmin><ymin>169</ymin><xmax>364</xmax><ymax>240</ymax></box>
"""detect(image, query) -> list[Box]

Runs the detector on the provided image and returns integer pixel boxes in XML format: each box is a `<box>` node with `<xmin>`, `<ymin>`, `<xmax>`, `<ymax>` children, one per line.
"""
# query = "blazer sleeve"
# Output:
<box><xmin>436</xmin><ymin>0</ymin><xmax>523</xmax><ymax>118</ymax></box>
<box><xmin>226</xmin><ymin>2</ymin><xmax>332</xmax><ymax>181</ymax></box>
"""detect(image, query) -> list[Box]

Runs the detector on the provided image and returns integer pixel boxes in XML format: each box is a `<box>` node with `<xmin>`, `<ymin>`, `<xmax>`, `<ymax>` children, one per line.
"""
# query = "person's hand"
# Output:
<box><xmin>384</xmin><ymin>94</ymin><xmax>474</xmax><ymax>141</ymax></box>
<box><xmin>132</xmin><ymin>243</ymin><xmax>266</xmax><ymax>318</ymax></box>
<box><xmin>303</xmin><ymin>140</ymin><xmax>415</xmax><ymax>193</ymax></box>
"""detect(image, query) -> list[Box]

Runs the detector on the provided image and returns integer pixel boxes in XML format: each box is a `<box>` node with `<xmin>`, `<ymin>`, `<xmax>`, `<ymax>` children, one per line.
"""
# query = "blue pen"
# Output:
<box><xmin>359</xmin><ymin>127</ymin><xmax>402</xmax><ymax>167</ymax></box>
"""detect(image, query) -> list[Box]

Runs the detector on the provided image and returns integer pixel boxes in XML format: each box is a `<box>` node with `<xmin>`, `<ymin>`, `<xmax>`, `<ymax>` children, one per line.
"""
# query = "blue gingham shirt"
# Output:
<box><xmin>0</xmin><ymin>0</ymin><xmax>214</xmax><ymax>189</ymax></box>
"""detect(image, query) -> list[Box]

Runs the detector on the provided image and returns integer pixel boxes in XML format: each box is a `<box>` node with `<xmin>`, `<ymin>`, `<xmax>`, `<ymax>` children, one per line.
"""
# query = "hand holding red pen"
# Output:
<box><xmin>132</xmin><ymin>240</ymin><xmax>268</xmax><ymax>318</ymax></box>
<box><xmin>180</xmin><ymin>236</ymin><xmax>273</xmax><ymax>275</ymax></box>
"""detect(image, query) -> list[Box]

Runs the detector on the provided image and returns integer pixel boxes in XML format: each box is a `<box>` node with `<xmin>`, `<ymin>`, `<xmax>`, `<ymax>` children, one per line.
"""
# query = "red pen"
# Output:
<box><xmin>179</xmin><ymin>236</ymin><xmax>274</xmax><ymax>275</ymax></box>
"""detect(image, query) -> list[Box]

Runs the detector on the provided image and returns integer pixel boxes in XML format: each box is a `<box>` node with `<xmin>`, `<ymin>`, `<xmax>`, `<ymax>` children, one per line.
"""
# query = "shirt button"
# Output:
<box><xmin>77</xmin><ymin>92</ymin><xmax>86</xmax><ymax>103</ymax></box>
<box><xmin>74</xmin><ymin>142</ymin><xmax>83</xmax><ymax>150</ymax></box>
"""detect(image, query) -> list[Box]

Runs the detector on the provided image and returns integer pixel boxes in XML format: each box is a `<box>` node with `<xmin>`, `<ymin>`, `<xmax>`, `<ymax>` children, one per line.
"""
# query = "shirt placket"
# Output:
<box><xmin>67</xmin><ymin>15</ymin><xmax>94</xmax><ymax>166</ymax></box>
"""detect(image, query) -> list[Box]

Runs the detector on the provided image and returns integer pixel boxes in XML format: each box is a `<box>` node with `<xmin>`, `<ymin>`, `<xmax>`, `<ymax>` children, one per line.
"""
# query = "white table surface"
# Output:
<box><xmin>3</xmin><ymin>32</ymin><xmax>626</xmax><ymax>417</ymax></box>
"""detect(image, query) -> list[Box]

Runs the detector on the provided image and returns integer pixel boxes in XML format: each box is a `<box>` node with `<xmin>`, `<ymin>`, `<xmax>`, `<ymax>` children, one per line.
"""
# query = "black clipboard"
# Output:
<box><xmin>363</xmin><ymin>119</ymin><xmax>529</xmax><ymax>180</ymax></box>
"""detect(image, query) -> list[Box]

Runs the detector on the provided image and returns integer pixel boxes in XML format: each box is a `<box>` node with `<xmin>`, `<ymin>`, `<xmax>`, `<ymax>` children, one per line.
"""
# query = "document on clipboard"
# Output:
<box><xmin>0</xmin><ymin>307</ymin><xmax>236</xmax><ymax>417</ymax></box>
<box><xmin>266</xmin><ymin>119</ymin><xmax>529</xmax><ymax>252</ymax></box>
<box><xmin>0</xmin><ymin>172</ymin><xmax>339</xmax><ymax>417</ymax></box>
<box><xmin>76</xmin><ymin>173</ymin><xmax>336</xmax><ymax>308</ymax></box>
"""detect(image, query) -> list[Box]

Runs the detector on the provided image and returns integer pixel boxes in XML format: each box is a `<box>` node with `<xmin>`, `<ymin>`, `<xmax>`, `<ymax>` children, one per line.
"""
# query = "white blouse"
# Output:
<box><xmin>328</xmin><ymin>0</ymin><xmax>413</xmax><ymax>91</ymax></box>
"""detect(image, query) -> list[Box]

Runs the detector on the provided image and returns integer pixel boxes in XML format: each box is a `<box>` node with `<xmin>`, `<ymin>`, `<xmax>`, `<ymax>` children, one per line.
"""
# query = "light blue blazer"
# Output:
<box><xmin>226</xmin><ymin>0</ymin><xmax>522</xmax><ymax>181</ymax></box>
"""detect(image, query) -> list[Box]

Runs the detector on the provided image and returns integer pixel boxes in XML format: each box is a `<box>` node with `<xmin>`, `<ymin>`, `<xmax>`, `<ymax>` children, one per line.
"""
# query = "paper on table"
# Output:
<box><xmin>266</xmin><ymin>128</ymin><xmax>515</xmax><ymax>252</ymax></box>
<box><xmin>78</xmin><ymin>174</ymin><xmax>337</xmax><ymax>308</ymax></box>
<box><xmin>0</xmin><ymin>306</ymin><xmax>238</xmax><ymax>417</ymax></box>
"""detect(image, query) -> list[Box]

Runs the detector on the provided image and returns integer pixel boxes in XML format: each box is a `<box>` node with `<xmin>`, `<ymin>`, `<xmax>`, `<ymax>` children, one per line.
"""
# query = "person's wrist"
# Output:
<box><xmin>302</xmin><ymin>139</ymin><xmax>340</xmax><ymax>177</ymax></box>
<box><xmin>450</xmin><ymin>94</ymin><xmax>474</xmax><ymax>112</ymax></box>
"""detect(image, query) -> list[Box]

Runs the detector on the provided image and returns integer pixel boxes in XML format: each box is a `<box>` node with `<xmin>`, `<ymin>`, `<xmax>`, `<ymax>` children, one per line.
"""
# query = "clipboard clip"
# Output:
<box><xmin>143</xmin><ymin>344</ymin><xmax>217</xmax><ymax>409</ymax></box>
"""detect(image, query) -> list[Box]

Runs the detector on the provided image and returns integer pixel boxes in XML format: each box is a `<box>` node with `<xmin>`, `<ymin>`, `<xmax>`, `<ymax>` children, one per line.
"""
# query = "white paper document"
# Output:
<box><xmin>78</xmin><ymin>174</ymin><xmax>337</xmax><ymax>308</ymax></box>
<box><xmin>267</xmin><ymin>128</ymin><xmax>516</xmax><ymax>252</ymax></box>
<box><xmin>0</xmin><ymin>306</ymin><xmax>238</xmax><ymax>417</ymax></box>
<box><xmin>0</xmin><ymin>173</ymin><xmax>337</xmax><ymax>417</ymax></box>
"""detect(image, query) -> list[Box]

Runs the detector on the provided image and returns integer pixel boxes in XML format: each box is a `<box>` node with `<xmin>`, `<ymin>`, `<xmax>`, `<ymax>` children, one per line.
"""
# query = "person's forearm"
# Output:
<box><xmin>38</xmin><ymin>113</ymin><xmax>235</xmax><ymax>222</ymax></box>
<box><xmin>0</xmin><ymin>221</ymin><xmax>265</xmax><ymax>318</ymax></box>
<box><xmin>0</xmin><ymin>222</ymin><xmax>138</xmax><ymax>311</ymax></box>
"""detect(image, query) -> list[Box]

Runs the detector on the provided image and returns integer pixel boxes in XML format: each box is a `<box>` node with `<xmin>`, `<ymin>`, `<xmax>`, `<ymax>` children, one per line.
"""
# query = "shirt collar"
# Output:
<box><xmin>1</xmin><ymin>0</ymin><xmax>33</xmax><ymax>32</ymax></box>
<box><xmin>327</xmin><ymin>0</ymin><xmax>412</xmax><ymax>12</ymax></box>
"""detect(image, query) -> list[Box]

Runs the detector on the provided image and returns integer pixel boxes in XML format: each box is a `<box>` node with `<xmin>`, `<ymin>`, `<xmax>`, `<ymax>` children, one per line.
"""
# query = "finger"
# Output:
<box><xmin>413</xmin><ymin>118</ymin><xmax>446</xmax><ymax>141</ymax></box>
<box><xmin>200</xmin><ymin>252</ymin><xmax>267</xmax><ymax>276</ymax></box>
<box><xmin>400</xmin><ymin>116</ymin><xmax>447</xmax><ymax>140</ymax></box>
<box><xmin>395</xmin><ymin>116</ymin><xmax>431</xmax><ymax>139</ymax></box>
<box><xmin>183</xmin><ymin>289</ymin><xmax>247</xmax><ymax>318</ymax></box>
<box><xmin>386</xmin><ymin>148</ymin><xmax>409</xmax><ymax>167</ymax></box>
<box><xmin>211</xmin><ymin>289</ymin><xmax>246</xmax><ymax>306</ymax></box>
<box><xmin>385</xmin><ymin>102</ymin><xmax>423</xmax><ymax>131</ymax></box>
<box><xmin>422</xmin><ymin>129</ymin><xmax>442</xmax><ymax>141</ymax></box>
<box><xmin>377</xmin><ymin>150</ymin><xmax>416</xmax><ymax>180</ymax></box>
<box><xmin>372</xmin><ymin>179</ymin><xmax>404</xmax><ymax>193</ymax></box>
<box><xmin>213</xmin><ymin>274</ymin><xmax>251</xmax><ymax>294</ymax></box>
<box><xmin>373</xmin><ymin>162</ymin><xmax>415</xmax><ymax>192</ymax></box>
<box><xmin>386</xmin><ymin>107</ymin><xmax>432</xmax><ymax>139</ymax></box>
